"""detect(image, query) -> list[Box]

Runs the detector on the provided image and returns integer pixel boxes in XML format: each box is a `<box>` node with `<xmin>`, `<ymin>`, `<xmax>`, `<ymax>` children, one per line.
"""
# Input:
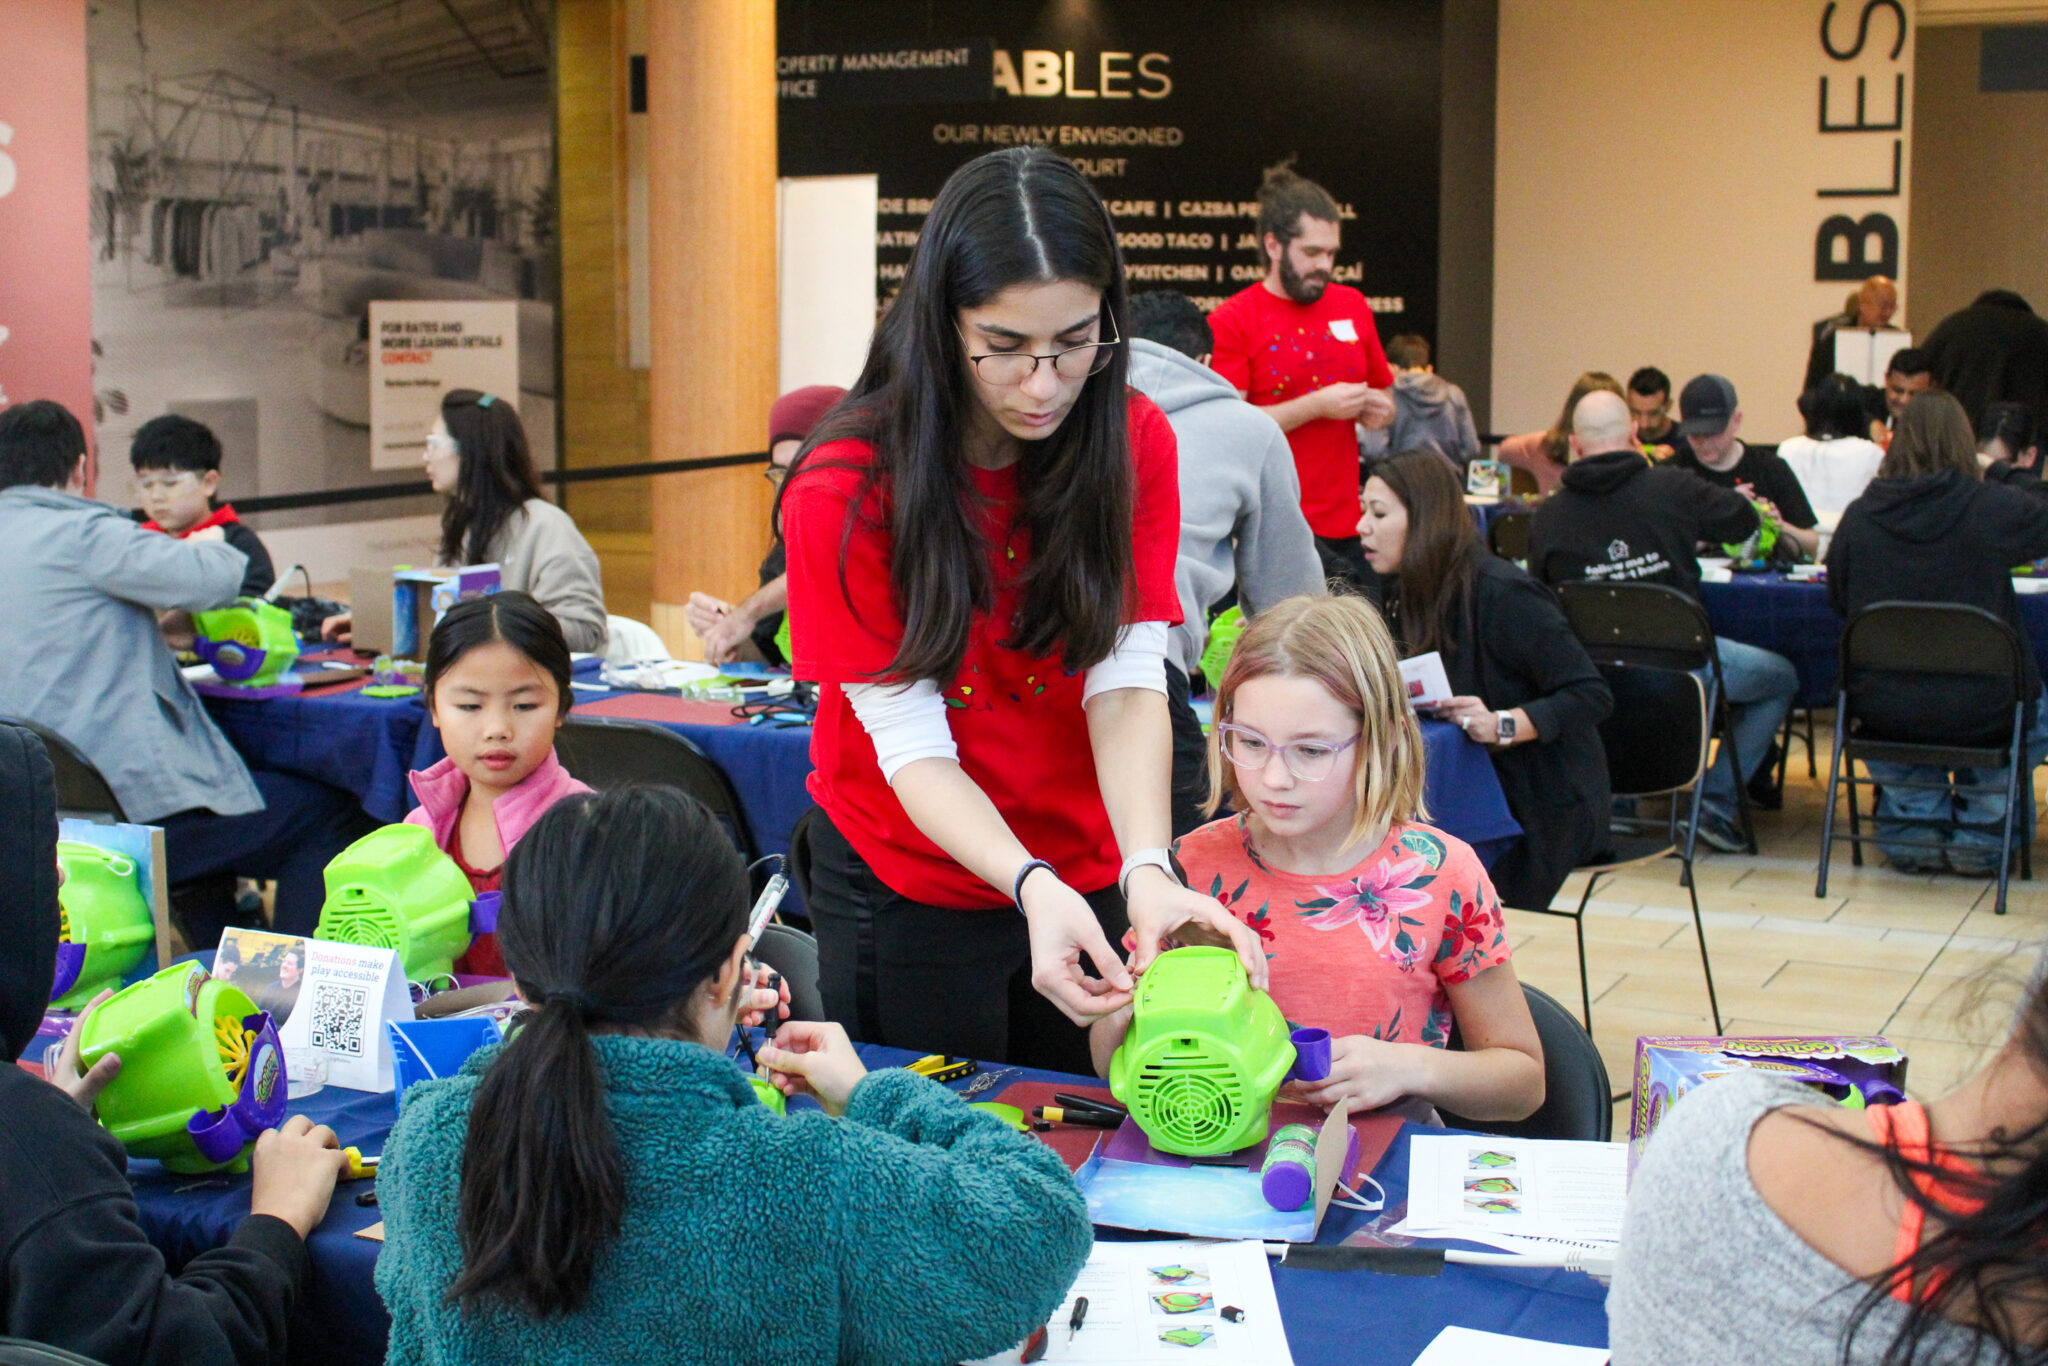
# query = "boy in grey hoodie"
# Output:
<box><xmin>1377</xmin><ymin>333</ymin><xmax>1481</xmax><ymax>466</ymax></box>
<box><xmin>1126</xmin><ymin>291</ymin><xmax>1325</xmax><ymax>834</ymax></box>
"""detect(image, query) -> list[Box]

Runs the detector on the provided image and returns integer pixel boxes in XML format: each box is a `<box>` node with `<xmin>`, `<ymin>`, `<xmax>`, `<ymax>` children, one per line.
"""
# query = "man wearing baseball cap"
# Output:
<box><xmin>1527</xmin><ymin>389</ymin><xmax>1797</xmax><ymax>853</ymax></box>
<box><xmin>684</xmin><ymin>384</ymin><xmax>846</xmax><ymax>665</ymax></box>
<box><xmin>1669</xmin><ymin>374</ymin><xmax>1821</xmax><ymax>562</ymax></box>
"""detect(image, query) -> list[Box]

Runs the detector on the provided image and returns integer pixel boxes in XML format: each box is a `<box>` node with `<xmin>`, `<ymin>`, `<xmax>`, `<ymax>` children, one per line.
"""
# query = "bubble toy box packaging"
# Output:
<box><xmin>1629</xmin><ymin>1035</ymin><xmax>1907</xmax><ymax>1182</ymax></box>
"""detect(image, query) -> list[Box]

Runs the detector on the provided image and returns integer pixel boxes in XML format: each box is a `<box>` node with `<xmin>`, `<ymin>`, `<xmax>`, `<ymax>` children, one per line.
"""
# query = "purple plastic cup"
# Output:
<box><xmin>1288</xmin><ymin>1027</ymin><xmax>1332</xmax><ymax>1083</ymax></box>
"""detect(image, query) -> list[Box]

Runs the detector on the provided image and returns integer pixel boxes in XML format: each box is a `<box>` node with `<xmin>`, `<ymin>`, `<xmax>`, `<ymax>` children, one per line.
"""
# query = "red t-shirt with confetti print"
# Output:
<box><xmin>1207</xmin><ymin>282</ymin><xmax>1394</xmax><ymax>538</ymax></box>
<box><xmin>784</xmin><ymin>394</ymin><xmax>1184</xmax><ymax>908</ymax></box>
<box><xmin>1171</xmin><ymin>814</ymin><xmax>1511</xmax><ymax>1046</ymax></box>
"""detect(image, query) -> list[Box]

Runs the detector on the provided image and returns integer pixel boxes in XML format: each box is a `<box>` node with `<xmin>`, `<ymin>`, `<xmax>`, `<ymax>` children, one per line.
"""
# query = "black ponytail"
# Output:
<box><xmin>449</xmin><ymin>786</ymin><xmax>751</xmax><ymax>1317</ymax></box>
<box><xmin>439</xmin><ymin>387</ymin><xmax>541</xmax><ymax>567</ymax></box>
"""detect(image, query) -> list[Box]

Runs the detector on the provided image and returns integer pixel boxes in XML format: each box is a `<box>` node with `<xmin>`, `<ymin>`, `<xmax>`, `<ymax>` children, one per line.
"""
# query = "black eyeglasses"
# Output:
<box><xmin>956</xmin><ymin>317</ymin><xmax>1122</xmax><ymax>386</ymax></box>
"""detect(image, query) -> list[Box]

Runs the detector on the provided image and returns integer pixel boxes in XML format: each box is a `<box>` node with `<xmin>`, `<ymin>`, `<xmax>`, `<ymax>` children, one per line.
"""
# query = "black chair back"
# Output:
<box><xmin>1440</xmin><ymin>983</ymin><xmax>1613</xmax><ymax>1141</ymax></box>
<box><xmin>1839</xmin><ymin>602</ymin><xmax>2027</xmax><ymax>747</ymax></box>
<box><xmin>1592</xmin><ymin>665</ymin><xmax>1709</xmax><ymax>800</ymax></box>
<box><xmin>1558</xmin><ymin>581</ymin><xmax>1716</xmax><ymax>673</ymax></box>
<box><xmin>752</xmin><ymin>921</ymin><xmax>824</xmax><ymax>1022</ymax></box>
<box><xmin>553</xmin><ymin>717</ymin><xmax>758</xmax><ymax>860</ymax></box>
<box><xmin>1486</xmin><ymin>510</ymin><xmax>1532</xmax><ymax>562</ymax></box>
<box><xmin>0</xmin><ymin>716</ymin><xmax>124</xmax><ymax>822</ymax></box>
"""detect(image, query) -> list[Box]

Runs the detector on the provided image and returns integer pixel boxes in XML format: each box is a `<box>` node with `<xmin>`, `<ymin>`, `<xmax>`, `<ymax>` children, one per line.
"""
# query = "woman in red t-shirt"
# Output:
<box><xmin>780</xmin><ymin>148</ymin><xmax>1263</xmax><ymax>1073</ymax></box>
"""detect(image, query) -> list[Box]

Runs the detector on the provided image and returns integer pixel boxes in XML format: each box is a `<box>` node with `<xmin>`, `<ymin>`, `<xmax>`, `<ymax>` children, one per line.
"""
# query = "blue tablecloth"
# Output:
<box><xmin>1700</xmin><ymin>573</ymin><xmax>2048</xmax><ymax>710</ymax></box>
<box><xmin>127</xmin><ymin>1046</ymin><xmax>1606</xmax><ymax>1365</ymax></box>
<box><xmin>207</xmin><ymin>690</ymin><xmax>1521</xmax><ymax>892</ymax></box>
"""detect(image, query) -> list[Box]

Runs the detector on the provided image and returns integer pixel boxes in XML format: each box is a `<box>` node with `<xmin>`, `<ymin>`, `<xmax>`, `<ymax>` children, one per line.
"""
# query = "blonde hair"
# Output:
<box><xmin>1207</xmin><ymin>594</ymin><xmax>1428</xmax><ymax>848</ymax></box>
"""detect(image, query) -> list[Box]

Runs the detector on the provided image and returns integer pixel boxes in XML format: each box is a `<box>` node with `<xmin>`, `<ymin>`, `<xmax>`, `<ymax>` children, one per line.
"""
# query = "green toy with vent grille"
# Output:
<box><xmin>315</xmin><ymin>824</ymin><xmax>476</xmax><ymax>979</ymax></box>
<box><xmin>1107</xmin><ymin>945</ymin><xmax>1297</xmax><ymax>1157</ymax></box>
<box><xmin>1198</xmin><ymin>607</ymin><xmax>1245</xmax><ymax>693</ymax></box>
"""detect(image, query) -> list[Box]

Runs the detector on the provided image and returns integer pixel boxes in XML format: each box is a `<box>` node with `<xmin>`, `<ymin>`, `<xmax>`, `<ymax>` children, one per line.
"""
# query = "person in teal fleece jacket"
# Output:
<box><xmin>373</xmin><ymin>784</ymin><xmax>1092</xmax><ymax>1366</ymax></box>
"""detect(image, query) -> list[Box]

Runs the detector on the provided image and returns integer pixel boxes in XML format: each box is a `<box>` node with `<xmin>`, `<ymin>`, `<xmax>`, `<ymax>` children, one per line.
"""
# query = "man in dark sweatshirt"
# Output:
<box><xmin>1922</xmin><ymin>289</ymin><xmax>2048</xmax><ymax>433</ymax></box>
<box><xmin>1528</xmin><ymin>390</ymin><xmax>1798</xmax><ymax>851</ymax></box>
<box><xmin>0</xmin><ymin>720</ymin><xmax>347</xmax><ymax>1365</ymax></box>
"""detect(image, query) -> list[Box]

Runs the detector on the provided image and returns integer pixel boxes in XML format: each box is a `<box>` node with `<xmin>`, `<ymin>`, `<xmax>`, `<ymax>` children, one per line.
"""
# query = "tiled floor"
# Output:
<box><xmin>1498</xmin><ymin>740</ymin><xmax>2047</xmax><ymax>1134</ymax></box>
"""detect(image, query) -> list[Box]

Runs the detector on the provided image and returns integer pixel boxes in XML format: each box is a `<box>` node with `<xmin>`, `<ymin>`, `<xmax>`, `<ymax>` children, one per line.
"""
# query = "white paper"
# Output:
<box><xmin>1832</xmin><ymin>327</ymin><xmax>1911</xmax><ymax>386</ymax></box>
<box><xmin>1033</xmin><ymin>1240</ymin><xmax>1293</xmax><ymax>1364</ymax></box>
<box><xmin>1328</xmin><ymin>317</ymin><xmax>1358</xmax><ymax>342</ymax></box>
<box><xmin>1411</xmin><ymin>1326</ymin><xmax>1609</xmax><ymax>1366</ymax></box>
<box><xmin>240</xmin><ymin>934</ymin><xmax>416</xmax><ymax>1093</ymax></box>
<box><xmin>1399</xmin><ymin>652</ymin><xmax>1454</xmax><ymax>709</ymax></box>
<box><xmin>1403</xmin><ymin>1136</ymin><xmax>1628</xmax><ymax>1246</ymax></box>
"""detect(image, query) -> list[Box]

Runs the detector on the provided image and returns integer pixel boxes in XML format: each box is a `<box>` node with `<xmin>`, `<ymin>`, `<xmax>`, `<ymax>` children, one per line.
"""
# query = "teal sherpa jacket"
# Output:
<box><xmin>374</xmin><ymin>1035</ymin><xmax>1091</xmax><ymax>1366</ymax></box>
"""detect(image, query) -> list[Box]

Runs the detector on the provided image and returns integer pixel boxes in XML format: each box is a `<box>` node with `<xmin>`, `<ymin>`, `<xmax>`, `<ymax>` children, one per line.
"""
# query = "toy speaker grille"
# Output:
<box><xmin>321</xmin><ymin>891</ymin><xmax>404</xmax><ymax>954</ymax></box>
<box><xmin>1133</xmin><ymin>1051</ymin><xmax>1245</xmax><ymax>1151</ymax></box>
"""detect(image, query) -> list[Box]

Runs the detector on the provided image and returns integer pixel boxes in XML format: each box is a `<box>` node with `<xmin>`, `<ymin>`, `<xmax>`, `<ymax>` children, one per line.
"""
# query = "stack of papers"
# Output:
<box><xmin>1394</xmin><ymin>1135</ymin><xmax>1627</xmax><ymax>1255</ymax></box>
<box><xmin>1008</xmin><ymin>1240</ymin><xmax>1295</xmax><ymax>1364</ymax></box>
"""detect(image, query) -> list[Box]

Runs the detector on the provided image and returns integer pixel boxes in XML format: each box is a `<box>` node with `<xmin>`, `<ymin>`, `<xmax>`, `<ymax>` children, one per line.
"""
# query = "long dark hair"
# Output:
<box><xmin>1372</xmin><ymin>449</ymin><xmax>1483</xmax><ymax>659</ymax></box>
<box><xmin>1827</xmin><ymin>970</ymin><xmax>2048</xmax><ymax>1365</ymax></box>
<box><xmin>439</xmin><ymin>388</ymin><xmax>541</xmax><ymax>566</ymax></box>
<box><xmin>423</xmin><ymin>591</ymin><xmax>573</xmax><ymax>717</ymax></box>
<box><xmin>1799</xmin><ymin>373</ymin><xmax>1873</xmax><ymax>441</ymax></box>
<box><xmin>451</xmin><ymin>786</ymin><xmax>751</xmax><ymax>1317</ymax></box>
<box><xmin>789</xmin><ymin>146</ymin><xmax>1134</xmax><ymax>682</ymax></box>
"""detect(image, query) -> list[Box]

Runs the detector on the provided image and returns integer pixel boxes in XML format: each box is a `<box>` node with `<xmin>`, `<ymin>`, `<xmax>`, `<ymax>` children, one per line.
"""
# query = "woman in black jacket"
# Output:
<box><xmin>1359</xmin><ymin>450</ymin><xmax>1615</xmax><ymax>910</ymax></box>
<box><xmin>1826</xmin><ymin>391</ymin><xmax>2048</xmax><ymax>875</ymax></box>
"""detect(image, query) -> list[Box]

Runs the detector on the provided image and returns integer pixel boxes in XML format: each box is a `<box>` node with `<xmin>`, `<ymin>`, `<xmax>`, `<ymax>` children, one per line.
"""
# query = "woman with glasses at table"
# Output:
<box><xmin>321</xmin><ymin>389</ymin><xmax>608</xmax><ymax>653</ymax></box>
<box><xmin>1359</xmin><ymin>449</ymin><xmax>1614</xmax><ymax>912</ymax></box>
<box><xmin>779</xmin><ymin>146</ymin><xmax>1264</xmax><ymax>1074</ymax></box>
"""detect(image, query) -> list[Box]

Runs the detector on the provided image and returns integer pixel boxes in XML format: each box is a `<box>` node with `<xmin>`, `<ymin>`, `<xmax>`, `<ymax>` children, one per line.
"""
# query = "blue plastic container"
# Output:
<box><xmin>389</xmin><ymin>1016</ymin><xmax>503</xmax><ymax>1108</ymax></box>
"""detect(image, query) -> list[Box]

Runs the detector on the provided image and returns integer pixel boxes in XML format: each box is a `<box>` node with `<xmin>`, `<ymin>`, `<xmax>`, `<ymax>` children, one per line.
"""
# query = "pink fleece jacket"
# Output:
<box><xmin>402</xmin><ymin>750</ymin><xmax>592</xmax><ymax>861</ymax></box>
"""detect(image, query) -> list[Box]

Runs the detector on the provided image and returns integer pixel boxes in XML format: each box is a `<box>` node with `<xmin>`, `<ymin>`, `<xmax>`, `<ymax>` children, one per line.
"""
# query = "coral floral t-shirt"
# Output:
<box><xmin>783</xmin><ymin>394</ymin><xmax>1184</xmax><ymax>908</ymax></box>
<box><xmin>1172</xmin><ymin>814</ymin><xmax>1511</xmax><ymax>1046</ymax></box>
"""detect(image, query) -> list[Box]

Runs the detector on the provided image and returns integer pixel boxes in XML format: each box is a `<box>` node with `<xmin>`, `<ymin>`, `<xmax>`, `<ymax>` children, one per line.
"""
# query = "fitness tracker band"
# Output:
<box><xmin>1118</xmin><ymin>848</ymin><xmax>1180</xmax><ymax>897</ymax></box>
<box><xmin>1013</xmin><ymin>858</ymin><xmax>1055</xmax><ymax>913</ymax></box>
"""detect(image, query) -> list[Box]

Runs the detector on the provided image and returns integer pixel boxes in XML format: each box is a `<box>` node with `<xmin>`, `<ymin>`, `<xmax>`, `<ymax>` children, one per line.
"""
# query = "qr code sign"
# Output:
<box><xmin>309</xmin><ymin>983</ymin><xmax>369</xmax><ymax>1056</ymax></box>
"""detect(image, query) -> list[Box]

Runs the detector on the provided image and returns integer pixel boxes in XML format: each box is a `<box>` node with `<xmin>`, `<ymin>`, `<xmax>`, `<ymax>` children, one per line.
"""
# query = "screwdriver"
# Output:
<box><xmin>1034</xmin><ymin>1105</ymin><xmax>1121</xmax><ymax>1128</ymax></box>
<box><xmin>1068</xmin><ymin>1296</ymin><xmax>1089</xmax><ymax>1342</ymax></box>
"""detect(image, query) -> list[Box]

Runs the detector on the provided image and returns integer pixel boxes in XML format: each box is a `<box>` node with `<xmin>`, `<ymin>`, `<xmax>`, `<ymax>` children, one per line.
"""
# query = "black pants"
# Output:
<box><xmin>1314</xmin><ymin>533</ymin><xmax>1382</xmax><ymax>600</ymax></box>
<box><xmin>1165</xmin><ymin>662</ymin><xmax>1210</xmax><ymax>839</ymax></box>
<box><xmin>807</xmin><ymin>809</ymin><xmax>1128</xmax><ymax>1074</ymax></box>
<box><xmin>161</xmin><ymin>771</ymin><xmax>375</xmax><ymax>946</ymax></box>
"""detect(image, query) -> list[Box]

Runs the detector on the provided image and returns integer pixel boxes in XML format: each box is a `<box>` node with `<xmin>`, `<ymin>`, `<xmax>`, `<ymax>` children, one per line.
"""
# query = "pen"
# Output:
<box><xmin>1051</xmin><ymin>1092</ymin><xmax>1126</xmax><ymax>1116</ymax></box>
<box><xmin>1034</xmin><ymin>1106</ymin><xmax>1121</xmax><ymax>1128</ymax></box>
<box><xmin>1068</xmin><ymin>1296</ymin><xmax>1089</xmax><ymax>1342</ymax></box>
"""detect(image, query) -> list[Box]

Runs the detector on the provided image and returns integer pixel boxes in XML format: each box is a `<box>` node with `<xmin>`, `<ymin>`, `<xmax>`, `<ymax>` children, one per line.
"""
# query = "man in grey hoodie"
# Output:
<box><xmin>1376</xmin><ymin>333</ymin><xmax>1481</xmax><ymax>466</ymax></box>
<box><xmin>1126</xmin><ymin>291</ymin><xmax>1325</xmax><ymax>835</ymax></box>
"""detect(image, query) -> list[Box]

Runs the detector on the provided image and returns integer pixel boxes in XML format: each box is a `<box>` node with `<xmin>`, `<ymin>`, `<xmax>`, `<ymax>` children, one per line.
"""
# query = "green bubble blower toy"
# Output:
<box><xmin>76</xmin><ymin>962</ymin><xmax>288</xmax><ymax>1173</ymax></box>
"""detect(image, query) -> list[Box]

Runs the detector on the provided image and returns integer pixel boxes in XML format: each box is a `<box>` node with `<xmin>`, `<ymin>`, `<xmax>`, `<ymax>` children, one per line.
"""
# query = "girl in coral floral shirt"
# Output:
<box><xmin>1098</xmin><ymin>594</ymin><xmax>1545</xmax><ymax>1121</ymax></box>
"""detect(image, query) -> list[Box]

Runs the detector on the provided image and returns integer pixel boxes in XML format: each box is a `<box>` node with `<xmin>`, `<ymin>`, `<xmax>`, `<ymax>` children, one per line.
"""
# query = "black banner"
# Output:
<box><xmin>777</xmin><ymin>0</ymin><xmax>1442</xmax><ymax>337</ymax></box>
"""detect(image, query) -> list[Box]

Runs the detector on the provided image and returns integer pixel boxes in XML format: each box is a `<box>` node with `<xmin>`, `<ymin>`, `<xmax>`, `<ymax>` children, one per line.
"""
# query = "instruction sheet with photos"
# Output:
<box><xmin>1035</xmin><ymin>1239</ymin><xmax>1293</xmax><ymax>1363</ymax></box>
<box><xmin>1404</xmin><ymin>1136</ymin><xmax>1628</xmax><ymax>1245</ymax></box>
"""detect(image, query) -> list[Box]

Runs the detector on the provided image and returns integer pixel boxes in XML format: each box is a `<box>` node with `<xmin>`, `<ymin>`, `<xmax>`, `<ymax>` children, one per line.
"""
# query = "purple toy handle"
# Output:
<box><xmin>49</xmin><ymin>943</ymin><xmax>86</xmax><ymax>1002</ymax></box>
<box><xmin>1286</xmin><ymin>1027</ymin><xmax>1332</xmax><ymax>1084</ymax></box>
<box><xmin>470</xmin><ymin>892</ymin><xmax>501</xmax><ymax>935</ymax></box>
<box><xmin>195</xmin><ymin>636</ymin><xmax>268</xmax><ymax>683</ymax></box>
<box><xmin>186</xmin><ymin>1012</ymin><xmax>289</xmax><ymax>1165</ymax></box>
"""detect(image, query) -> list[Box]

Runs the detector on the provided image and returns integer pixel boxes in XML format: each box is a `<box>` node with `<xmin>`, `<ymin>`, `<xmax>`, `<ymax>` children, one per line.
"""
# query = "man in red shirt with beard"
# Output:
<box><xmin>1209</xmin><ymin>162</ymin><xmax>1395</xmax><ymax>592</ymax></box>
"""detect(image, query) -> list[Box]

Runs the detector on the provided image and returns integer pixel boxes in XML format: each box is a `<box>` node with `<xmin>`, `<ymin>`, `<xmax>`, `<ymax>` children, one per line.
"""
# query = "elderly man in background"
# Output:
<box><xmin>1804</xmin><ymin>275</ymin><xmax>1899</xmax><ymax>397</ymax></box>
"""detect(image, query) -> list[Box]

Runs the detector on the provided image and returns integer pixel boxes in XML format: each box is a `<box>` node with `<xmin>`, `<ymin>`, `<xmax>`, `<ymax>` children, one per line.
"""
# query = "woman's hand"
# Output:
<box><xmin>319</xmin><ymin>612</ymin><xmax>353</xmax><ymax>644</ymax></box>
<box><xmin>1021</xmin><ymin>871</ymin><xmax>1135</xmax><ymax>1024</ymax></box>
<box><xmin>757</xmin><ymin>1020</ymin><xmax>869</xmax><ymax>1117</ymax></box>
<box><xmin>49</xmin><ymin>989</ymin><xmax>122</xmax><ymax>1111</ymax></box>
<box><xmin>250</xmin><ymin>1115</ymin><xmax>347</xmax><ymax>1239</ymax></box>
<box><xmin>1124</xmin><ymin>869</ymin><xmax>1269</xmax><ymax>990</ymax></box>
<box><xmin>737</xmin><ymin>960</ymin><xmax>791</xmax><ymax>1031</ymax></box>
<box><xmin>1429</xmin><ymin>697</ymin><xmax>1532</xmax><ymax>749</ymax></box>
<box><xmin>1290</xmin><ymin>1033</ymin><xmax>1426</xmax><ymax>1113</ymax></box>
